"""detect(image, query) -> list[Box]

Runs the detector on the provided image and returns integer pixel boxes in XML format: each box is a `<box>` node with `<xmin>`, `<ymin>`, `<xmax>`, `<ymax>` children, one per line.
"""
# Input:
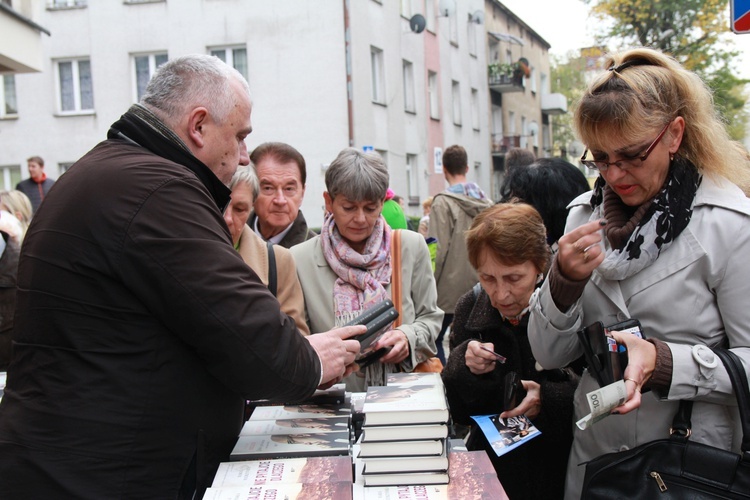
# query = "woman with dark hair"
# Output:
<box><xmin>500</xmin><ymin>157</ymin><xmax>590</xmax><ymax>246</ymax></box>
<box><xmin>442</xmin><ymin>203</ymin><xmax>578</xmax><ymax>500</ymax></box>
<box><xmin>529</xmin><ymin>47</ymin><xmax>750</xmax><ymax>498</ymax></box>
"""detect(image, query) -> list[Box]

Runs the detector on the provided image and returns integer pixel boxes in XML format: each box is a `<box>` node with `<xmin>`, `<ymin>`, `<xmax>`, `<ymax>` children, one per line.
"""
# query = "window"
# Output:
<box><xmin>210</xmin><ymin>46</ymin><xmax>248</xmax><ymax>82</ymax></box>
<box><xmin>406</xmin><ymin>153</ymin><xmax>419</xmax><ymax>203</ymax></box>
<box><xmin>424</xmin><ymin>0</ymin><xmax>435</xmax><ymax>32</ymax></box>
<box><xmin>400</xmin><ymin>0</ymin><xmax>411</xmax><ymax>17</ymax></box>
<box><xmin>530</xmin><ymin>66</ymin><xmax>537</xmax><ymax>93</ymax></box>
<box><xmin>48</xmin><ymin>0</ymin><xmax>87</xmax><ymax>8</ymax></box>
<box><xmin>1</xmin><ymin>75</ymin><xmax>17</xmax><ymax>118</ymax></box>
<box><xmin>59</xmin><ymin>162</ymin><xmax>75</xmax><ymax>175</ymax></box>
<box><xmin>506</xmin><ymin>50</ymin><xmax>513</xmax><ymax>65</ymax></box>
<box><xmin>0</xmin><ymin>165</ymin><xmax>22</xmax><ymax>191</ymax></box>
<box><xmin>370</xmin><ymin>46</ymin><xmax>385</xmax><ymax>104</ymax></box>
<box><xmin>449</xmin><ymin>12</ymin><xmax>458</xmax><ymax>45</ymax></box>
<box><xmin>467</xmin><ymin>16</ymin><xmax>477</xmax><ymax>56</ymax></box>
<box><xmin>509</xmin><ymin>111</ymin><xmax>516</xmax><ymax>135</ymax></box>
<box><xmin>428</xmin><ymin>71</ymin><xmax>439</xmax><ymax>119</ymax></box>
<box><xmin>470</xmin><ymin>88</ymin><xmax>479</xmax><ymax>130</ymax></box>
<box><xmin>133</xmin><ymin>52</ymin><xmax>168</xmax><ymax>102</ymax></box>
<box><xmin>56</xmin><ymin>58</ymin><xmax>94</xmax><ymax>113</ymax></box>
<box><xmin>402</xmin><ymin>60</ymin><xmax>415</xmax><ymax>113</ymax></box>
<box><xmin>520</xmin><ymin>116</ymin><xmax>527</xmax><ymax>148</ymax></box>
<box><xmin>451</xmin><ymin>80</ymin><xmax>461</xmax><ymax>126</ymax></box>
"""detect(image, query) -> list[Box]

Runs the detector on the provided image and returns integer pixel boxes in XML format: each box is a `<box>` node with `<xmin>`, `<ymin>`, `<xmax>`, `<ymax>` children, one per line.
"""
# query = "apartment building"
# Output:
<box><xmin>1</xmin><ymin>0</ymin><xmax>562</xmax><ymax>225</ymax></box>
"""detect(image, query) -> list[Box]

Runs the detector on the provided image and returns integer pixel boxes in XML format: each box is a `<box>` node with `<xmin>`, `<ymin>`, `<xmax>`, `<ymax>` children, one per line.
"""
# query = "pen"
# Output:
<box><xmin>479</xmin><ymin>345</ymin><xmax>507</xmax><ymax>364</ymax></box>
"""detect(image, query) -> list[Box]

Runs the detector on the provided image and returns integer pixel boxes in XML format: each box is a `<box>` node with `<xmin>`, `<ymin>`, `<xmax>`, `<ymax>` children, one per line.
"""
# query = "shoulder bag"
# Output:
<box><xmin>391</xmin><ymin>229</ymin><xmax>443</xmax><ymax>373</ymax></box>
<box><xmin>581</xmin><ymin>347</ymin><xmax>750</xmax><ymax>499</ymax></box>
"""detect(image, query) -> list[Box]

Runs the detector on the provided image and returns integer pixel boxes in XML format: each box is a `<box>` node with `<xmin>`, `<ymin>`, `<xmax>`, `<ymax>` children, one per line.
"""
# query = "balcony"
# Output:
<box><xmin>488</xmin><ymin>63</ymin><xmax>524</xmax><ymax>93</ymax></box>
<box><xmin>491</xmin><ymin>134</ymin><xmax>521</xmax><ymax>155</ymax></box>
<box><xmin>541</xmin><ymin>93</ymin><xmax>568</xmax><ymax>115</ymax></box>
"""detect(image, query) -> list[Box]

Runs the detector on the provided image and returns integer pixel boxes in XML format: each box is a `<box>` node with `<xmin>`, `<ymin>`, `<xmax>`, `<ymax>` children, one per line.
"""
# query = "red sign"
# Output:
<box><xmin>732</xmin><ymin>0</ymin><xmax>750</xmax><ymax>34</ymax></box>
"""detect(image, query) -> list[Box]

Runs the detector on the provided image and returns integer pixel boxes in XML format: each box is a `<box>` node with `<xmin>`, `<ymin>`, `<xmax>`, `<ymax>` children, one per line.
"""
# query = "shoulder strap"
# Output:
<box><xmin>390</xmin><ymin>230</ymin><xmax>403</xmax><ymax>328</ymax></box>
<box><xmin>266</xmin><ymin>241</ymin><xmax>277</xmax><ymax>298</ymax></box>
<box><xmin>712</xmin><ymin>348</ymin><xmax>750</xmax><ymax>454</ymax></box>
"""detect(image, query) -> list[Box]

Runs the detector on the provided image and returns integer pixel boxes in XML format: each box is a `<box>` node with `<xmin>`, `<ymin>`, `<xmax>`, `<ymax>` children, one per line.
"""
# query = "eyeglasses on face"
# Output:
<box><xmin>580</xmin><ymin>121</ymin><xmax>672</xmax><ymax>173</ymax></box>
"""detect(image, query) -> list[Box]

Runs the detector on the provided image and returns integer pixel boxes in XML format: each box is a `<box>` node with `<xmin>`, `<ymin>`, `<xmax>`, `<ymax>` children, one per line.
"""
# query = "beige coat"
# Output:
<box><xmin>428</xmin><ymin>192</ymin><xmax>492</xmax><ymax>313</ymax></box>
<box><xmin>529</xmin><ymin>175</ymin><xmax>750</xmax><ymax>498</ymax></box>
<box><xmin>291</xmin><ymin>229</ymin><xmax>443</xmax><ymax>390</ymax></box>
<box><xmin>237</xmin><ymin>225</ymin><xmax>309</xmax><ymax>335</ymax></box>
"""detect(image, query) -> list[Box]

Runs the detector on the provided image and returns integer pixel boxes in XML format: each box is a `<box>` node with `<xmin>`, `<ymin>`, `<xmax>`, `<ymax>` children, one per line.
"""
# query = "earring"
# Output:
<box><xmin>670</xmin><ymin>153</ymin><xmax>675</xmax><ymax>161</ymax></box>
<box><xmin>536</xmin><ymin>273</ymin><xmax>543</xmax><ymax>284</ymax></box>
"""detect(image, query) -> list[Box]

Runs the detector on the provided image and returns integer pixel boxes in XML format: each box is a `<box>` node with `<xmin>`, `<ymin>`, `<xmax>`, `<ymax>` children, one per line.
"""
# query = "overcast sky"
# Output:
<box><xmin>499</xmin><ymin>0</ymin><xmax>750</xmax><ymax>78</ymax></box>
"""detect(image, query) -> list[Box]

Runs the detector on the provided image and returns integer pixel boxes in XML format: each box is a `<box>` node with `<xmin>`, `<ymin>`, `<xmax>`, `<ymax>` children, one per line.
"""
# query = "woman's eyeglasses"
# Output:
<box><xmin>580</xmin><ymin>121</ymin><xmax>671</xmax><ymax>173</ymax></box>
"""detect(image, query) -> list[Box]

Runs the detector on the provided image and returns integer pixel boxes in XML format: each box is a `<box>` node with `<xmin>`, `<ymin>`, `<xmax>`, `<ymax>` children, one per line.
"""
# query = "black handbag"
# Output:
<box><xmin>581</xmin><ymin>348</ymin><xmax>750</xmax><ymax>499</ymax></box>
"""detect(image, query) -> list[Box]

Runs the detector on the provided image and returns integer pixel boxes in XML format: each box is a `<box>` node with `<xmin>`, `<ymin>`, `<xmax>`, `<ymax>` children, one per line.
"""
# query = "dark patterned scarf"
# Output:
<box><xmin>588</xmin><ymin>156</ymin><xmax>702</xmax><ymax>280</ymax></box>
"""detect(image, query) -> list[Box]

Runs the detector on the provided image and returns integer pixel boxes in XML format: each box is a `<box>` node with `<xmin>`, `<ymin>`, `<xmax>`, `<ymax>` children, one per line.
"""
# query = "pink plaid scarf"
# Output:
<box><xmin>320</xmin><ymin>213</ymin><xmax>392</xmax><ymax>326</ymax></box>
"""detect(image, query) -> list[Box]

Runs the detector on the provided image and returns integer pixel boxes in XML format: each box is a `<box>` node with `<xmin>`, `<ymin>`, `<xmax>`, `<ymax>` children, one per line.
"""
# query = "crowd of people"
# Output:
<box><xmin>0</xmin><ymin>46</ymin><xmax>749</xmax><ymax>500</ymax></box>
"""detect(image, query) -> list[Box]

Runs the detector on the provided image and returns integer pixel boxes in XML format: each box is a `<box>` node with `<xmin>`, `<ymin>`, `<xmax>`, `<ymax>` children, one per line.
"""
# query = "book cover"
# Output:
<box><xmin>230</xmin><ymin>431</ymin><xmax>350</xmax><ymax>461</ymax></box>
<box><xmin>358</xmin><ymin>438</ymin><xmax>444</xmax><ymax>458</ymax></box>
<box><xmin>470</xmin><ymin>414</ymin><xmax>541</xmax><ymax>457</ymax></box>
<box><xmin>212</xmin><ymin>456</ymin><xmax>353</xmax><ymax>487</ymax></box>
<box><xmin>363</xmin><ymin>471</ymin><xmax>449</xmax><ymax>487</ymax></box>
<box><xmin>204</xmin><ymin>481</ymin><xmax>353</xmax><ymax>500</ymax></box>
<box><xmin>249</xmin><ymin>403</ymin><xmax>350</xmax><ymax>421</ymax></box>
<box><xmin>362</xmin><ymin>384</ymin><xmax>448</xmax><ymax>426</ymax></box>
<box><xmin>361</xmin><ymin>423</ymin><xmax>448</xmax><ymax>443</ymax></box>
<box><xmin>239</xmin><ymin>416</ymin><xmax>350</xmax><ymax>436</ymax></box>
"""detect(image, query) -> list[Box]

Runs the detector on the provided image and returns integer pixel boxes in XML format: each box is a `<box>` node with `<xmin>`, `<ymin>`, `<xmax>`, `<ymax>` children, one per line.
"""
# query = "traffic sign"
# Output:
<box><xmin>732</xmin><ymin>0</ymin><xmax>750</xmax><ymax>34</ymax></box>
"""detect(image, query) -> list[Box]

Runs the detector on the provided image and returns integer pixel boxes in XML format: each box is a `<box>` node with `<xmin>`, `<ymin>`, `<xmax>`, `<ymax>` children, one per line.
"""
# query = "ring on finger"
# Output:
<box><xmin>624</xmin><ymin>378</ymin><xmax>641</xmax><ymax>392</ymax></box>
<box><xmin>583</xmin><ymin>249</ymin><xmax>590</xmax><ymax>262</ymax></box>
<box><xmin>572</xmin><ymin>241</ymin><xmax>585</xmax><ymax>253</ymax></box>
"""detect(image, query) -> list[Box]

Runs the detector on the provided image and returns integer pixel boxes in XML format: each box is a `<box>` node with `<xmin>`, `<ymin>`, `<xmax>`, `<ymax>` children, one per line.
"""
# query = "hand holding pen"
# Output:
<box><xmin>466</xmin><ymin>341</ymin><xmax>505</xmax><ymax>375</ymax></box>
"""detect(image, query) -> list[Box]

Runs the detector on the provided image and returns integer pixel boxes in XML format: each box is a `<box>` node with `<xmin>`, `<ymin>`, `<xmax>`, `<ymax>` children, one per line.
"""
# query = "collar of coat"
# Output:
<box><xmin>107</xmin><ymin>104</ymin><xmax>231</xmax><ymax>213</ymax></box>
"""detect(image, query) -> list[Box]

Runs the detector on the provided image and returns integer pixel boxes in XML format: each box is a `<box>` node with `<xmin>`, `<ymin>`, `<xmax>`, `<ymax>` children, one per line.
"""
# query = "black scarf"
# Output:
<box><xmin>588</xmin><ymin>156</ymin><xmax>702</xmax><ymax>279</ymax></box>
<box><xmin>107</xmin><ymin>104</ymin><xmax>231</xmax><ymax>213</ymax></box>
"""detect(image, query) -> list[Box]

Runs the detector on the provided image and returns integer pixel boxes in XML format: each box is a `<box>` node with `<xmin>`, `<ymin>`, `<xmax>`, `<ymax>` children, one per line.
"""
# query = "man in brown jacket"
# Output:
<box><xmin>0</xmin><ymin>54</ymin><xmax>361</xmax><ymax>499</ymax></box>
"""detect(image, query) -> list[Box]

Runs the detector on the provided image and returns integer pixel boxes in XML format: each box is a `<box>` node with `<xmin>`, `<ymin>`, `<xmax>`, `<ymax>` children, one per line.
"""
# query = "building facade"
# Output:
<box><xmin>1</xmin><ymin>0</ymin><xmax>562</xmax><ymax>226</ymax></box>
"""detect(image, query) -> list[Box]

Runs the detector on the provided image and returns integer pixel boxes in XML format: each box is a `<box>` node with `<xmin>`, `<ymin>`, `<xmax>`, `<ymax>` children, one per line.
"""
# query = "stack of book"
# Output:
<box><xmin>205</xmin><ymin>455</ymin><xmax>353</xmax><ymax>500</ymax></box>
<box><xmin>353</xmin><ymin>450</ymin><xmax>509</xmax><ymax>499</ymax></box>
<box><xmin>230</xmin><ymin>401</ymin><xmax>352</xmax><ymax>461</ymax></box>
<box><xmin>357</xmin><ymin>372</ymin><xmax>450</xmax><ymax>487</ymax></box>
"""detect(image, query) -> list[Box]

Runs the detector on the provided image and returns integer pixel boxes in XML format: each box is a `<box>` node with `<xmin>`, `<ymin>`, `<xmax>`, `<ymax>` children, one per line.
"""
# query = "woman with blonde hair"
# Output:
<box><xmin>528</xmin><ymin>47</ymin><xmax>750</xmax><ymax>498</ymax></box>
<box><xmin>0</xmin><ymin>190</ymin><xmax>32</xmax><ymax>242</ymax></box>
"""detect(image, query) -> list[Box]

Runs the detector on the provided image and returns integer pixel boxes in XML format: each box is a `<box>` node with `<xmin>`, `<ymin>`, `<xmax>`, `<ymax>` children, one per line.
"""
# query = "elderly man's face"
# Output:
<box><xmin>253</xmin><ymin>157</ymin><xmax>305</xmax><ymax>239</ymax></box>
<box><xmin>223</xmin><ymin>182</ymin><xmax>254</xmax><ymax>246</ymax></box>
<box><xmin>200</xmin><ymin>78</ymin><xmax>253</xmax><ymax>184</ymax></box>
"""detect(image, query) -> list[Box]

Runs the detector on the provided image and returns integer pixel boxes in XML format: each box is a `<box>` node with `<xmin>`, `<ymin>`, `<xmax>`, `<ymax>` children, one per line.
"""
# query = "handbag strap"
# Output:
<box><xmin>266</xmin><ymin>241</ymin><xmax>277</xmax><ymax>298</ymax></box>
<box><xmin>390</xmin><ymin>229</ymin><xmax>403</xmax><ymax>328</ymax></box>
<box><xmin>713</xmin><ymin>348</ymin><xmax>750</xmax><ymax>454</ymax></box>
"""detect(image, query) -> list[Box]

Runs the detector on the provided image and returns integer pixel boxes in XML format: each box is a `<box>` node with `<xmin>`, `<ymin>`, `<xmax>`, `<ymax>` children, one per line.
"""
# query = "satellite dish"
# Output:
<box><xmin>470</xmin><ymin>10</ymin><xmax>484</xmax><ymax>24</ymax></box>
<box><xmin>568</xmin><ymin>140</ymin><xmax>584</xmax><ymax>158</ymax></box>
<box><xmin>528</xmin><ymin>122</ymin><xmax>539</xmax><ymax>137</ymax></box>
<box><xmin>438</xmin><ymin>0</ymin><xmax>456</xmax><ymax>17</ymax></box>
<box><xmin>409</xmin><ymin>14</ymin><xmax>426</xmax><ymax>34</ymax></box>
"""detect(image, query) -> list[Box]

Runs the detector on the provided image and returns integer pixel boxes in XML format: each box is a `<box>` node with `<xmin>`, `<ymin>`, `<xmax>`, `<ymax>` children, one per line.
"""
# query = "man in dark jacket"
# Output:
<box><xmin>16</xmin><ymin>155</ymin><xmax>55</xmax><ymax>213</ymax></box>
<box><xmin>0</xmin><ymin>55</ymin><xmax>361</xmax><ymax>499</ymax></box>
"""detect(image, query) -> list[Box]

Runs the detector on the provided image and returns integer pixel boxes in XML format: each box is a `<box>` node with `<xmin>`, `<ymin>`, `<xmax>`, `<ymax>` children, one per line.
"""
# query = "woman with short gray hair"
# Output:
<box><xmin>291</xmin><ymin>148</ymin><xmax>442</xmax><ymax>390</ymax></box>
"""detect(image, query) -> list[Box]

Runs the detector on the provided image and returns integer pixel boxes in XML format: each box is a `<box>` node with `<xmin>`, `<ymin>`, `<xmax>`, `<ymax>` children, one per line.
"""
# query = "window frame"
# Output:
<box><xmin>54</xmin><ymin>57</ymin><xmax>94</xmax><ymax>115</ymax></box>
<box><xmin>451</xmin><ymin>80</ymin><xmax>461</xmax><ymax>126</ymax></box>
<box><xmin>1</xmin><ymin>75</ymin><xmax>18</xmax><ymax>118</ymax></box>
<box><xmin>370</xmin><ymin>46</ymin><xmax>386</xmax><ymax>105</ymax></box>
<box><xmin>132</xmin><ymin>52</ymin><xmax>168</xmax><ymax>103</ymax></box>
<box><xmin>402</xmin><ymin>60</ymin><xmax>415</xmax><ymax>113</ymax></box>
<box><xmin>428</xmin><ymin>71</ymin><xmax>439</xmax><ymax>120</ymax></box>
<box><xmin>209</xmin><ymin>46</ymin><xmax>248</xmax><ymax>82</ymax></box>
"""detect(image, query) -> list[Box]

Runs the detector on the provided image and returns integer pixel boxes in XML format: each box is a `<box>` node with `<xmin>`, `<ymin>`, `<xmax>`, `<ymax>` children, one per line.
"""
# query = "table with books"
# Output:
<box><xmin>204</xmin><ymin>373</ymin><xmax>509</xmax><ymax>500</ymax></box>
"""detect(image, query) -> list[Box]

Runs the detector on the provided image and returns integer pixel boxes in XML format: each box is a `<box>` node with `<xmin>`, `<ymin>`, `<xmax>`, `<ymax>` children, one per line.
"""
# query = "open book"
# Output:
<box><xmin>471</xmin><ymin>414</ymin><xmax>541</xmax><ymax>457</ymax></box>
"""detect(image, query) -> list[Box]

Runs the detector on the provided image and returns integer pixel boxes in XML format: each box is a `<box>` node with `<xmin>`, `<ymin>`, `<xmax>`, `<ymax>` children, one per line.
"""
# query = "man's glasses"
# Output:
<box><xmin>580</xmin><ymin>121</ymin><xmax>671</xmax><ymax>173</ymax></box>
